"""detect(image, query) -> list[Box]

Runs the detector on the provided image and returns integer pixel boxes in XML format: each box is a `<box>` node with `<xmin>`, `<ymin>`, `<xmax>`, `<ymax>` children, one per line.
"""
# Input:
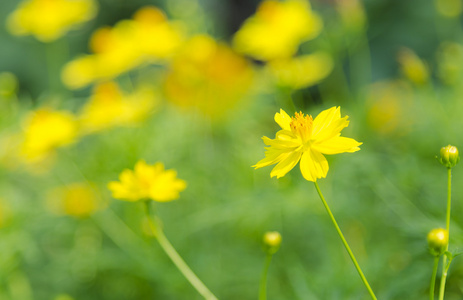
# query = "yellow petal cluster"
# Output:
<box><xmin>47</xmin><ymin>183</ymin><xmax>102</xmax><ymax>218</ymax></box>
<box><xmin>62</xmin><ymin>6</ymin><xmax>183</xmax><ymax>89</ymax></box>
<box><xmin>267</xmin><ymin>52</ymin><xmax>333</xmax><ymax>89</ymax></box>
<box><xmin>164</xmin><ymin>34</ymin><xmax>253</xmax><ymax>119</ymax></box>
<box><xmin>78</xmin><ymin>81</ymin><xmax>157</xmax><ymax>134</ymax></box>
<box><xmin>20</xmin><ymin>108</ymin><xmax>78</xmax><ymax>163</ymax></box>
<box><xmin>108</xmin><ymin>160</ymin><xmax>187</xmax><ymax>202</ymax></box>
<box><xmin>254</xmin><ymin>107</ymin><xmax>361</xmax><ymax>182</ymax></box>
<box><xmin>7</xmin><ymin>0</ymin><xmax>97</xmax><ymax>42</ymax></box>
<box><xmin>233</xmin><ymin>0</ymin><xmax>322</xmax><ymax>61</ymax></box>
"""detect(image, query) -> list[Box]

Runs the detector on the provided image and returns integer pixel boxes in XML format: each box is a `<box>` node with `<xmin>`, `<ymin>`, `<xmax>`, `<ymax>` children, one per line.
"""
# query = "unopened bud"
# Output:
<box><xmin>263</xmin><ymin>231</ymin><xmax>282</xmax><ymax>254</ymax></box>
<box><xmin>427</xmin><ymin>228</ymin><xmax>448</xmax><ymax>256</ymax></box>
<box><xmin>439</xmin><ymin>145</ymin><xmax>460</xmax><ymax>168</ymax></box>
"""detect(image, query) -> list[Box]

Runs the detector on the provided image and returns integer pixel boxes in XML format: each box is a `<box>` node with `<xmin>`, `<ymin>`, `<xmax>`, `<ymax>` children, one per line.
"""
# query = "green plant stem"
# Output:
<box><xmin>143</xmin><ymin>201</ymin><xmax>218</xmax><ymax>300</ymax></box>
<box><xmin>259</xmin><ymin>253</ymin><xmax>273</xmax><ymax>300</ymax></box>
<box><xmin>313</xmin><ymin>182</ymin><xmax>377</xmax><ymax>300</ymax></box>
<box><xmin>430</xmin><ymin>256</ymin><xmax>440</xmax><ymax>300</ymax></box>
<box><xmin>438</xmin><ymin>168</ymin><xmax>452</xmax><ymax>300</ymax></box>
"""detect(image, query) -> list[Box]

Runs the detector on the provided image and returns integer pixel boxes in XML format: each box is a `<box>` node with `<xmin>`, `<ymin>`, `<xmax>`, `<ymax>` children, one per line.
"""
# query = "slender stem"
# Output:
<box><xmin>445</xmin><ymin>168</ymin><xmax>452</xmax><ymax>234</ymax></box>
<box><xmin>258</xmin><ymin>253</ymin><xmax>273</xmax><ymax>300</ymax></box>
<box><xmin>313</xmin><ymin>182</ymin><xmax>377</xmax><ymax>300</ymax></box>
<box><xmin>143</xmin><ymin>201</ymin><xmax>218</xmax><ymax>300</ymax></box>
<box><xmin>438</xmin><ymin>168</ymin><xmax>452</xmax><ymax>300</ymax></box>
<box><xmin>430</xmin><ymin>256</ymin><xmax>440</xmax><ymax>300</ymax></box>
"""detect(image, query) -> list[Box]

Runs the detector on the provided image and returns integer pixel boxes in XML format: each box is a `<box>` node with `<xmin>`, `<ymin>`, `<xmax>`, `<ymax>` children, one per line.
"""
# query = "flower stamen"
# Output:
<box><xmin>290</xmin><ymin>112</ymin><xmax>313</xmax><ymax>143</ymax></box>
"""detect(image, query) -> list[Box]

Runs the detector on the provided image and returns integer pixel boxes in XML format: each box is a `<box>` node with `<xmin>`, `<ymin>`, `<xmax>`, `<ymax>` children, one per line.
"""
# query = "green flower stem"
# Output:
<box><xmin>258</xmin><ymin>253</ymin><xmax>273</xmax><ymax>300</ymax></box>
<box><xmin>313</xmin><ymin>182</ymin><xmax>377</xmax><ymax>300</ymax></box>
<box><xmin>430</xmin><ymin>256</ymin><xmax>439</xmax><ymax>300</ymax></box>
<box><xmin>143</xmin><ymin>201</ymin><xmax>218</xmax><ymax>300</ymax></box>
<box><xmin>438</xmin><ymin>168</ymin><xmax>452</xmax><ymax>300</ymax></box>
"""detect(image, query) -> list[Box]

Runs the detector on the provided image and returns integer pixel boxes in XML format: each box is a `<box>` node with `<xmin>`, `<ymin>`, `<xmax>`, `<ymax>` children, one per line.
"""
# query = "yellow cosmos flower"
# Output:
<box><xmin>267</xmin><ymin>52</ymin><xmax>333</xmax><ymax>89</ymax></box>
<box><xmin>20</xmin><ymin>108</ymin><xmax>78</xmax><ymax>162</ymax></box>
<box><xmin>7</xmin><ymin>0</ymin><xmax>97</xmax><ymax>42</ymax></box>
<box><xmin>164</xmin><ymin>34</ymin><xmax>253</xmax><ymax>119</ymax></box>
<box><xmin>47</xmin><ymin>183</ymin><xmax>103</xmax><ymax>218</ymax></box>
<box><xmin>254</xmin><ymin>107</ymin><xmax>361</xmax><ymax>182</ymax></box>
<box><xmin>233</xmin><ymin>0</ymin><xmax>322</xmax><ymax>61</ymax></box>
<box><xmin>78</xmin><ymin>81</ymin><xmax>157</xmax><ymax>134</ymax></box>
<box><xmin>61</xmin><ymin>6</ymin><xmax>183</xmax><ymax>89</ymax></box>
<box><xmin>108</xmin><ymin>160</ymin><xmax>187</xmax><ymax>202</ymax></box>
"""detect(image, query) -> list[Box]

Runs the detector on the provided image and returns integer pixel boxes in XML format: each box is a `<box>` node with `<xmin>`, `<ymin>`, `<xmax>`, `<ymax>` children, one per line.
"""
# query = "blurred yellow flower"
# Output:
<box><xmin>397</xmin><ymin>48</ymin><xmax>429</xmax><ymax>85</ymax></box>
<box><xmin>437</xmin><ymin>41</ymin><xmax>463</xmax><ymax>85</ymax></box>
<box><xmin>366</xmin><ymin>80</ymin><xmax>413</xmax><ymax>136</ymax></box>
<box><xmin>164</xmin><ymin>34</ymin><xmax>253</xmax><ymax>119</ymax></box>
<box><xmin>254</xmin><ymin>107</ymin><xmax>361</xmax><ymax>182</ymax></box>
<box><xmin>267</xmin><ymin>52</ymin><xmax>333</xmax><ymax>89</ymax></box>
<box><xmin>7</xmin><ymin>0</ymin><xmax>97</xmax><ymax>42</ymax></box>
<box><xmin>62</xmin><ymin>6</ymin><xmax>183</xmax><ymax>89</ymax></box>
<box><xmin>79</xmin><ymin>81</ymin><xmax>157</xmax><ymax>134</ymax></box>
<box><xmin>108</xmin><ymin>160</ymin><xmax>187</xmax><ymax>202</ymax></box>
<box><xmin>336</xmin><ymin>0</ymin><xmax>367</xmax><ymax>32</ymax></box>
<box><xmin>47</xmin><ymin>183</ymin><xmax>102</xmax><ymax>218</ymax></box>
<box><xmin>435</xmin><ymin>0</ymin><xmax>462</xmax><ymax>18</ymax></box>
<box><xmin>233</xmin><ymin>0</ymin><xmax>322</xmax><ymax>61</ymax></box>
<box><xmin>20</xmin><ymin>108</ymin><xmax>78</xmax><ymax>163</ymax></box>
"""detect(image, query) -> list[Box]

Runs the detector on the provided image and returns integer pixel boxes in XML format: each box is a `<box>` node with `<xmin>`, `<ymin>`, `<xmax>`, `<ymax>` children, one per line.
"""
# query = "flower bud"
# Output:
<box><xmin>427</xmin><ymin>228</ymin><xmax>448</xmax><ymax>256</ymax></box>
<box><xmin>263</xmin><ymin>231</ymin><xmax>282</xmax><ymax>254</ymax></box>
<box><xmin>439</xmin><ymin>145</ymin><xmax>460</xmax><ymax>168</ymax></box>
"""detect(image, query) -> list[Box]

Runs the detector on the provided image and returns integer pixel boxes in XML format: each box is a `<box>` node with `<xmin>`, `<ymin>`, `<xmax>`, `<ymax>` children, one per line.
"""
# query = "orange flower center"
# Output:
<box><xmin>290</xmin><ymin>112</ymin><xmax>313</xmax><ymax>143</ymax></box>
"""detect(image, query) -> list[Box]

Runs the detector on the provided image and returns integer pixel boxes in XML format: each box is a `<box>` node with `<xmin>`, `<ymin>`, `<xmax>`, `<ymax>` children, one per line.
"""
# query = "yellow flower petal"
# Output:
<box><xmin>262</xmin><ymin>136</ymin><xmax>300</xmax><ymax>149</ymax></box>
<box><xmin>253</xmin><ymin>147</ymin><xmax>289</xmax><ymax>169</ymax></box>
<box><xmin>300</xmin><ymin>149</ymin><xmax>328</xmax><ymax>182</ymax></box>
<box><xmin>274</xmin><ymin>109</ymin><xmax>292</xmax><ymax>130</ymax></box>
<box><xmin>312</xmin><ymin>137</ymin><xmax>362</xmax><ymax>155</ymax></box>
<box><xmin>270</xmin><ymin>150</ymin><xmax>302</xmax><ymax>178</ymax></box>
<box><xmin>312</xmin><ymin>106</ymin><xmax>349</xmax><ymax>141</ymax></box>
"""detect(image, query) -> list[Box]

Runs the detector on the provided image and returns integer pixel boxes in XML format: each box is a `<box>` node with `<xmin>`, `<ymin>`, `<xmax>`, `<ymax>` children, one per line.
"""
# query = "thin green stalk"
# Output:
<box><xmin>438</xmin><ymin>168</ymin><xmax>452</xmax><ymax>300</ymax></box>
<box><xmin>313</xmin><ymin>182</ymin><xmax>377</xmax><ymax>300</ymax></box>
<box><xmin>259</xmin><ymin>253</ymin><xmax>273</xmax><ymax>300</ymax></box>
<box><xmin>143</xmin><ymin>201</ymin><xmax>218</xmax><ymax>300</ymax></box>
<box><xmin>430</xmin><ymin>256</ymin><xmax>439</xmax><ymax>300</ymax></box>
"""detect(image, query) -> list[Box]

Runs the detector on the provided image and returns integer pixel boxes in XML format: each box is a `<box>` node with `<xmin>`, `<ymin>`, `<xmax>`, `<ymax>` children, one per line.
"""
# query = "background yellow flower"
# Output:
<box><xmin>108</xmin><ymin>160</ymin><xmax>187</xmax><ymax>202</ymax></box>
<box><xmin>20</xmin><ymin>108</ymin><xmax>78</xmax><ymax>163</ymax></box>
<box><xmin>7</xmin><ymin>0</ymin><xmax>97</xmax><ymax>42</ymax></box>
<box><xmin>233</xmin><ymin>0</ymin><xmax>322</xmax><ymax>61</ymax></box>
<box><xmin>78</xmin><ymin>81</ymin><xmax>157</xmax><ymax>134</ymax></box>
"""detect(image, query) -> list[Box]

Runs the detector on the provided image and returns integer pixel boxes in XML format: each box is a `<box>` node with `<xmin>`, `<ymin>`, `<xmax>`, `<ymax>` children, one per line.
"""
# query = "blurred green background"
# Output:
<box><xmin>2</xmin><ymin>0</ymin><xmax>463</xmax><ymax>299</ymax></box>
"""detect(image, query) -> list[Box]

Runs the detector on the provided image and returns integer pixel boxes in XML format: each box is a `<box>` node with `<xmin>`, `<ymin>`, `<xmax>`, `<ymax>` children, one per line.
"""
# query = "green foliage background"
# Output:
<box><xmin>2</xmin><ymin>0</ymin><xmax>463</xmax><ymax>299</ymax></box>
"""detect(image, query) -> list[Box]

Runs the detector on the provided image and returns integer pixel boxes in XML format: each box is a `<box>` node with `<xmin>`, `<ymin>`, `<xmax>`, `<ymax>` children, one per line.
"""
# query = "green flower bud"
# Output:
<box><xmin>263</xmin><ymin>231</ymin><xmax>282</xmax><ymax>254</ymax></box>
<box><xmin>439</xmin><ymin>145</ymin><xmax>460</xmax><ymax>168</ymax></box>
<box><xmin>427</xmin><ymin>228</ymin><xmax>448</xmax><ymax>256</ymax></box>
